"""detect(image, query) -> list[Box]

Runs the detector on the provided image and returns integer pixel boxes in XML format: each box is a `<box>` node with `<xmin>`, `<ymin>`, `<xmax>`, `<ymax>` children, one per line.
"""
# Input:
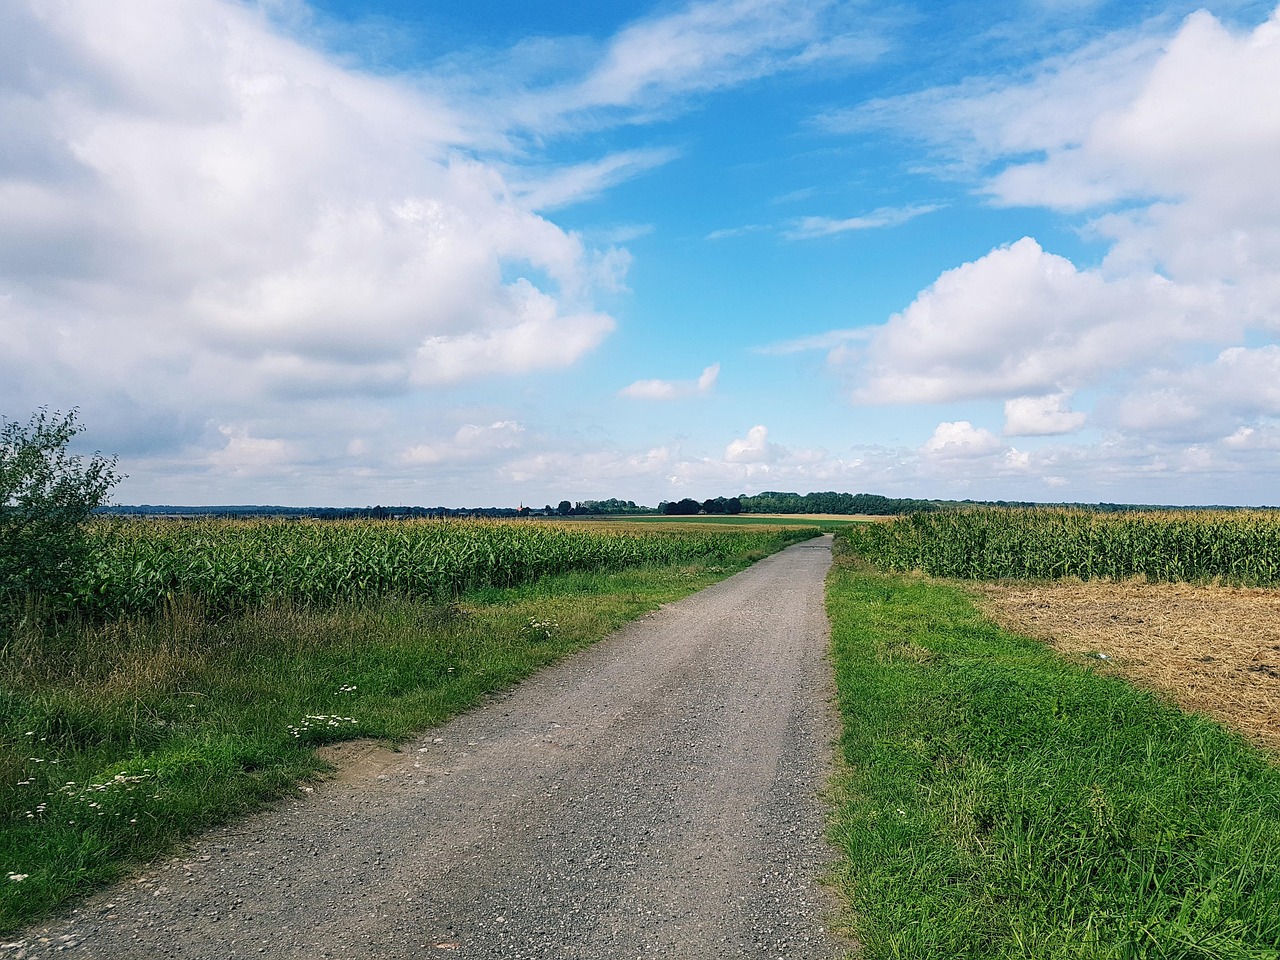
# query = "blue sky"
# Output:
<box><xmin>3</xmin><ymin>0</ymin><xmax>1279</xmax><ymax>506</ymax></box>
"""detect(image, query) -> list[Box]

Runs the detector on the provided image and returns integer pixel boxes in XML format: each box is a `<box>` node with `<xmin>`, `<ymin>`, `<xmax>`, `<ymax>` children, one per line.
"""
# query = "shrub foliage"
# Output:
<box><xmin>0</xmin><ymin>409</ymin><xmax>120</xmax><ymax>607</ymax></box>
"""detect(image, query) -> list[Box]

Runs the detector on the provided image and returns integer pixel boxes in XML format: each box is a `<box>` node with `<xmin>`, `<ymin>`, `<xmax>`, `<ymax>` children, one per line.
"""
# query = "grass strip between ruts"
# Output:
<box><xmin>0</xmin><ymin>533</ymin><xmax>810</xmax><ymax>934</ymax></box>
<box><xmin>825</xmin><ymin>553</ymin><xmax>1280</xmax><ymax>960</ymax></box>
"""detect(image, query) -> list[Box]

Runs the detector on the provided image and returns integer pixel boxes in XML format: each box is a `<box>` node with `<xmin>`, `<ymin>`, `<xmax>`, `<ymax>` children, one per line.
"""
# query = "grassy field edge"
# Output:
<box><xmin>1</xmin><ymin>533</ymin><xmax>809</xmax><ymax>933</ymax></box>
<box><xmin>824</xmin><ymin>552</ymin><xmax>1280</xmax><ymax>959</ymax></box>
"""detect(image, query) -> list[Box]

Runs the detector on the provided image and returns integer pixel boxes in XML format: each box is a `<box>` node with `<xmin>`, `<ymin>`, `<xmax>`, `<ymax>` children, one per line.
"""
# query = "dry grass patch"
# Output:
<box><xmin>971</xmin><ymin>579</ymin><xmax>1280</xmax><ymax>755</ymax></box>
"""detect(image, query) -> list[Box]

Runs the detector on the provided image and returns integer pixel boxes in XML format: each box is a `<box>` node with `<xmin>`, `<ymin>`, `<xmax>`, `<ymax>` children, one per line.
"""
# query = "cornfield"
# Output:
<box><xmin>56</xmin><ymin>518</ymin><xmax>810</xmax><ymax>618</ymax></box>
<box><xmin>840</xmin><ymin>508</ymin><xmax>1280</xmax><ymax>584</ymax></box>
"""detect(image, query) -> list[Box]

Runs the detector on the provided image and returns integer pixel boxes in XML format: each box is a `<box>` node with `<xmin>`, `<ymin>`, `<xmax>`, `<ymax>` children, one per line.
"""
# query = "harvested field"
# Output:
<box><xmin>971</xmin><ymin>580</ymin><xmax>1280</xmax><ymax>755</ymax></box>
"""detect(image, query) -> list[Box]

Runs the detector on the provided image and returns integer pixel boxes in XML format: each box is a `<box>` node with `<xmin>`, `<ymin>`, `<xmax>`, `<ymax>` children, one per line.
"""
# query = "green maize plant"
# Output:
<box><xmin>58</xmin><ymin>518</ymin><xmax>814</xmax><ymax>619</ymax></box>
<box><xmin>841</xmin><ymin>508</ymin><xmax>1280</xmax><ymax>584</ymax></box>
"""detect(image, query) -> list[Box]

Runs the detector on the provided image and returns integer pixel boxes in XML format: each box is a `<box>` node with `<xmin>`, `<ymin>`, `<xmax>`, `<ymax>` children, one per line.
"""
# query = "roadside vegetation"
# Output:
<box><xmin>827</xmin><ymin>526</ymin><xmax>1280</xmax><ymax>959</ymax></box>
<box><xmin>1</xmin><ymin>505</ymin><xmax>813</xmax><ymax>931</ymax></box>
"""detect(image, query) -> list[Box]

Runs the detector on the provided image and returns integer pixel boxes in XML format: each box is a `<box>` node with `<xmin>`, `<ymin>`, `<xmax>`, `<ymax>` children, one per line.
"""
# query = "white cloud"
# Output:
<box><xmin>491</xmin><ymin>423</ymin><xmax>1157</xmax><ymax>507</ymax></box>
<box><xmin>821</xmin><ymin>26</ymin><xmax>1165</xmax><ymax>174</ymax></box>
<box><xmin>510</xmin><ymin>147</ymin><xmax>681</xmax><ymax>211</ymax></box>
<box><xmin>413</xmin><ymin>295</ymin><xmax>617</xmax><ymax>387</ymax></box>
<box><xmin>705</xmin><ymin>223</ymin><xmax>770</xmax><ymax>241</ymax></box>
<box><xmin>620</xmin><ymin>363</ymin><xmax>720</xmax><ymax>400</ymax></box>
<box><xmin>401</xmin><ymin>421</ymin><xmax>525</xmax><ymax>465</ymax></box>
<box><xmin>0</xmin><ymin>0</ymin><xmax>628</xmax><ymax>441</ymax></box>
<box><xmin>1222</xmin><ymin>425</ymin><xmax>1280</xmax><ymax>451</ymax></box>
<box><xmin>784</xmin><ymin>203</ymin><xmax>941</xmax><ymax>239</ymax></box>
<box><xmin>1107</xmin><ymin>346</ymin><xmax>1280</xmax><ymax>439</ymax></box>
<box><xmin>811</xmin><ymin>6</ymin><xmax>1280</xmax><ymax>467</ymax></box>
<box><xmin>1004</xmin><ymin>394</ymin><xmax>1088</xmax><ymax>437</ymax></box>
<box><xmin>853</xmin><ymin>237</ymin><xmax>1222</xmax><ymax>404</ymax></box>
<box><xmin>208</xmin><ymin>425</ymin><xmax>294</xmax><ymax>477</ymax></box>
<box><xmin>922</xmin><ymin>421</ymin><xmax>1004</xmax><ymax>459</ymax></box>
<box><xmin>985</xmin><ymin>10</ymin><xmax>1280</xmax><ymax>214</ymax></box>
<box><xmin>724</xmin><ymin>424</ymin><xmax>783</xmax><ymax>463</ymax></box>
<box><xmin>510</xmin><ymin>0</ymin><xmax>886</xmax><ymax>133</ymax></box>
<box><xmin>755</xmin><ymin>327</ymin><xmax>874</xmax><ymax>355</ymax></box>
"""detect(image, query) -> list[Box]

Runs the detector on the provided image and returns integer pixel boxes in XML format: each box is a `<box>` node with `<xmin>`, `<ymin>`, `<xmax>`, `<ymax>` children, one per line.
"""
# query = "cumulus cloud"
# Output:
<box><xmin>1109</xmin><ymin>346</ymin><xmax>1280</xmax><ymax>440</ymax></box>
<box><xmin>808</xmin><ymin>6</ymin><xmax>1280</xmax><ymax>475</ymax></box>
<box><xmin>724</xmin><ymin>424</ymin><xmax>783</xmax><ymax>463</ymax></box>
<box><xmin>1223</xmin><ymin>425</ymin><xmax>1280</xmax><ymax>451</ymax></box>
<box><xmin>620</xmin><ymin>363</ymin><xmax>720</xmax><ymax>400</ymax></box>
<box><xmin>0</xmin><ymin>0</ymin><xmax>632</xmax><ymax>463</ymax></box>
<box><xmin>853</xmin><ymin>237</ymin><xmax>1222</xmax><ymax>403</ymax></box>
<box><xmin>568</xmin><ymin>417</ymin><xmax>1280</xmax><ymax>508</ymax></box>
<box><xmin>401</xmin><ymin>421</ymin><xmax>525</xmax><ymax>465</ymax></box>
<box><xmin>922</xmin><ymin>421</ymin><xmax>1004</xmax><ymax>459</ymax></box>
<box><xmin>207</xmin><ymin>426</ymin><xmax>295</xmax><ymax>478</ymax></box>
<box><xmin>985</xmin><ymin>10</ymin><xmax>1280</xmax><ymax>214</ymax></box>
<box><xmin>1004</xmin><ymin>393</ymin><xmax>1088</xmax><ymax>437</ymax></box>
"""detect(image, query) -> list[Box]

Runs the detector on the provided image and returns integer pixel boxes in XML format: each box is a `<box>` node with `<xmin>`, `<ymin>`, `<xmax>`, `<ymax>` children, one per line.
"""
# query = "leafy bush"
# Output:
<box><xmin>0</xmin><ymin>409</ymin><xmax>121</xmax><ymax>608</ymax></box>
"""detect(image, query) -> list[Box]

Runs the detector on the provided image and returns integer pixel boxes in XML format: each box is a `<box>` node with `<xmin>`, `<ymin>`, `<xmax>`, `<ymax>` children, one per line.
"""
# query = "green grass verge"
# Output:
<box><xmin>0</xmin><ymin>542</ymin><xmax>800</xmax><ymax>933</ymax></box>
<box><xmin>825</xmin><ymin>553</ymin><xmax>1280</xmax><ymax>959</ymax></box>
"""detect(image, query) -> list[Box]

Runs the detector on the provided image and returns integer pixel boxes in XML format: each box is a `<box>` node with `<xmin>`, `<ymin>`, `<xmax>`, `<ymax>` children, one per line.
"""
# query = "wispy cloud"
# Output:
<box><xmin>784</xmin><ymin>203</ymin><xmax>941</xmax><ymax>239</ymax></box>
<box><xmin>755</xmin><ymin>328</ymin><xmax>874</xmax><ymax>355</ymax></box>
<box><xmin>705</xmin><ymin>223</ymin><xmax>770</xmax><ymax>241</ymax></box>
<box><xmin>510</xmin><ymin>147</ymin><xmax>681</xmax><ymax>211</ymax></box>
<box><xmin>620</xmin><ymin>363</ymin><xmax>720</xmax><ymax>400</ymax></box>
<box><xmin>771</xmin><ymin>186</ymin><xmax>818</xmax><ymax>204</ymax></box>
<box><xmin>813</xmin><ymin>25</ymin><xmax>1166</xmax><ymax>178</ymax></box>
<box><xmin>493</xmin><ymin>0</ymin><xmax>891</xmax><ymax>136</ymax></box>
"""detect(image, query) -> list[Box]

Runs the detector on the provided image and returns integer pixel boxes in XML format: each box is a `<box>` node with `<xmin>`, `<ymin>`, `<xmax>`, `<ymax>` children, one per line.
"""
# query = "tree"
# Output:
<box><xmin>557</xmin><ymin>500</ymin><xmax>573</xmax><ymax>516</ymax></box>
<box><xmin>1</xmin><ymin>409</ymin><xmax>121</xmax><ymax>605</ymax></box>
<box><xmin>663</xmin><ymin>497</ymin><xmax>701</xmax><ymax>516</ymax></box>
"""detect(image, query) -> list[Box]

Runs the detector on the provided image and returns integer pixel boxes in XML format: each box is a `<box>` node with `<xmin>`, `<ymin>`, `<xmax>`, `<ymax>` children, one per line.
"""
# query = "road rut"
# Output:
<box><xmin>12</xmin><ymin>536</ymin><xmax>846</xmax><ymax>959</ymax></box>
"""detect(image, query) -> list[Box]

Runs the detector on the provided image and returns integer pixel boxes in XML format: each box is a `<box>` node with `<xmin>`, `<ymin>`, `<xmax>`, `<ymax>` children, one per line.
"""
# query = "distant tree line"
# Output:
<box><xmin>658</xmin><ymin>497</ymin><xmax>742</xmax><ymax>516</ymax></box>
<box><xmin>736</xmin><ymin>491</ymin><xmax>938</xmax><ymax>515</ymax></box>
<box><xmin>544</xmin><ymin>498</ymin><xmax>648</xmax><ymax>516</ymax></box>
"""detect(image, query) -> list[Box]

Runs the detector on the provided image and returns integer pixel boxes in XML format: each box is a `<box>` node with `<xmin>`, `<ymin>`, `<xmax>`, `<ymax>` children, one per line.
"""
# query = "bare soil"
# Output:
<box><xmin>971</xmin><ymin>579</ymin><xmax>1280</xmax><ymax>755</ymax></box>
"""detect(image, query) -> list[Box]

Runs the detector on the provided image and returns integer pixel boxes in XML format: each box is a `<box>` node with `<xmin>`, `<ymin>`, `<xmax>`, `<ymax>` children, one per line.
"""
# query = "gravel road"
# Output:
<box><xmin>10</xmin><ymin>536</ymin><xmax>847</xmax><ymax>959</ymax></box>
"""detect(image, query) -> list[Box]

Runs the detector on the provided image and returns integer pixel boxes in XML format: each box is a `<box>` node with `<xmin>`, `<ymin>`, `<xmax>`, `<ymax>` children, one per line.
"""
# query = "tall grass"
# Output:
<box><xmin>826</xmin><ymin>552</ymin><xmax>1280</xmax><ymax>958</ymax></box>
<box><xmin>843</xmin><ymin>508</ymin><xmax>1280</xmax><ymax>584</ymax></box>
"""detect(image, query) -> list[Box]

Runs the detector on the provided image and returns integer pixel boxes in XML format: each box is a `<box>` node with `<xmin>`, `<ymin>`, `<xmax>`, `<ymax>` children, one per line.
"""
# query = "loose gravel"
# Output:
<box><xmin>8</xmin><ymin>536</ymin><xmax>847</xmax><ymax>959</ymax></box>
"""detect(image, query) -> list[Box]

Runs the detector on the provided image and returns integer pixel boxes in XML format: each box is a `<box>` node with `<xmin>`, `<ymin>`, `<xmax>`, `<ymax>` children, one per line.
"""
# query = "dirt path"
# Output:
<box><xmin>11</xmin><ymin>537</ymin><xmax>846</xmax><ymax>959</ymax></box>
